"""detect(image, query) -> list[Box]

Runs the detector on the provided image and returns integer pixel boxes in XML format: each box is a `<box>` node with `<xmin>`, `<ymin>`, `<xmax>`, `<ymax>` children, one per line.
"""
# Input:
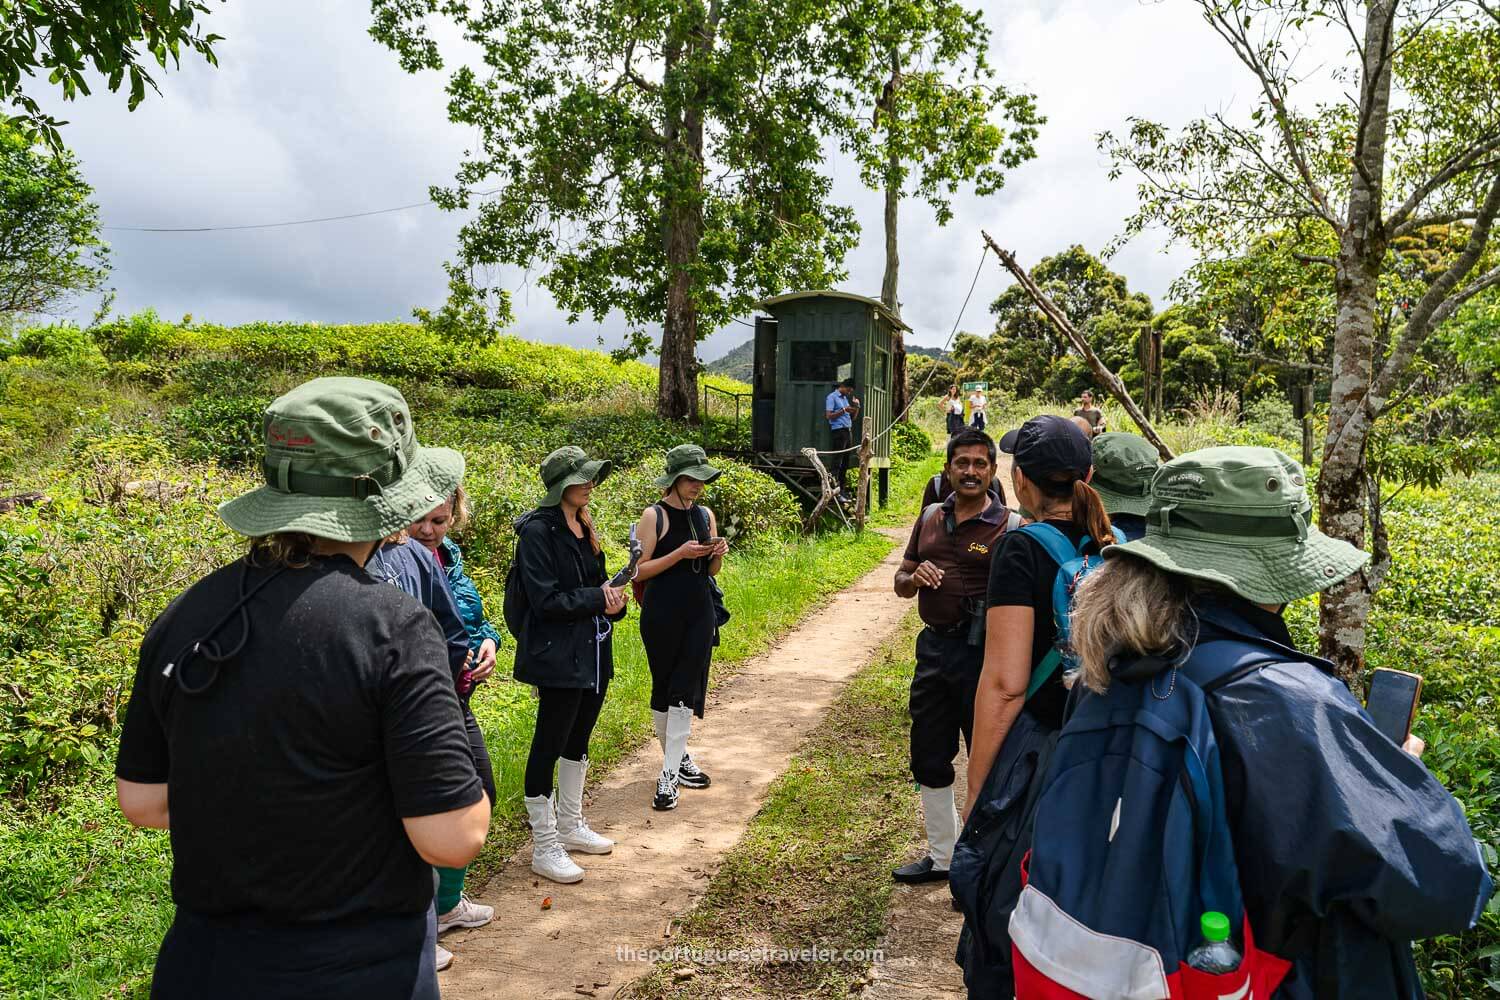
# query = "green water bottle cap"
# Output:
<box><xmin>1201</xmin><ymin>911</ymin><xmax>1231</xmax><ymax>943</ymax></box>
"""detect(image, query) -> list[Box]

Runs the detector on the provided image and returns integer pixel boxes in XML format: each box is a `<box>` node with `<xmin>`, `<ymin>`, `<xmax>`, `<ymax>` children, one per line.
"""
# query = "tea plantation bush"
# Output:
<box><xmin>891</xmin><ymin>419</ymin><xmax>934</xmax><ymax>461</ymax></box>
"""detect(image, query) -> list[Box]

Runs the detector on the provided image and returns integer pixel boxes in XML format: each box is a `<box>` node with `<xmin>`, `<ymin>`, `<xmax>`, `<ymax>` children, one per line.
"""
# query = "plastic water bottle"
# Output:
<box><xmin>1185</xmin><ymin>911</ymin><xmax>1242</xmax><ymax>974</ymax></box>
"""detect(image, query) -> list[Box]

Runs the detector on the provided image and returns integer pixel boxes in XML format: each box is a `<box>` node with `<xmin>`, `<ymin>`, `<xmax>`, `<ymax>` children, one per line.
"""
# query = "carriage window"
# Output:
<box><xmin>789</xmin><ymin>341</ymin><xmax>853</xmax><ymax>382</ymax></box>
<box><xmin>872</xmin><ymin>347</ymin><xmax>889</xmax><ymax>388</ymax></box>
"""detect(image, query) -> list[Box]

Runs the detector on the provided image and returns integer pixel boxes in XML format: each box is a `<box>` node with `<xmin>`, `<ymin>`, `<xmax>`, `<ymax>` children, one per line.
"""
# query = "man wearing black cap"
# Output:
<box><xmin>824</xmin><ymin>378</ymin><xmax>860</xmax><ymax>498</ymax></box>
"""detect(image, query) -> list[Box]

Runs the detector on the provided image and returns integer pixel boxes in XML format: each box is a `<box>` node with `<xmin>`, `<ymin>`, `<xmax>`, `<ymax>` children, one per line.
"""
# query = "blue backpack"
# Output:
<box><xmin>1014</xmin><ymin>522</ymin><xmax>1125</xmax><ymax>700</ymax></box>
<box><xmin>1009</xmin><ymin>639</ymin><xmax>1293</xmax><ymax>999</ymax></box>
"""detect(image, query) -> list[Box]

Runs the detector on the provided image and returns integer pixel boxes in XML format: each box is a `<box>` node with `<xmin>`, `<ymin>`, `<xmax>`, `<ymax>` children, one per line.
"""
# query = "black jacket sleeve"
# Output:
<box><xmin>517</xmin><ymin>520</ymin><xmax>607</xmax><ymax>622</ymax></box>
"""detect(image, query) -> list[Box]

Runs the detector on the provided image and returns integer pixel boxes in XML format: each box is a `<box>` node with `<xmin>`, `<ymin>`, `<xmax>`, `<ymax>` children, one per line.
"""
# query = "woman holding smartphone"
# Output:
<box><xmin>633</xmin><ymin>444</ymin><xmax>728</xmax><ymax>813</ymax></box>
<box><xmin>512</xmin><ymin>446</ymin><xmax>628</xmax><ymax>884</ymax></box>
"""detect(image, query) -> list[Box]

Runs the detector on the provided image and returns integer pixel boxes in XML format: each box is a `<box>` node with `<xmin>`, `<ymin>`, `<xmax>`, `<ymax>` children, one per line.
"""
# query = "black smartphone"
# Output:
<box><xmin>1365</xmin><ymin>668</ymin><xmax>1423</xmax><ymax>745</ymax></box>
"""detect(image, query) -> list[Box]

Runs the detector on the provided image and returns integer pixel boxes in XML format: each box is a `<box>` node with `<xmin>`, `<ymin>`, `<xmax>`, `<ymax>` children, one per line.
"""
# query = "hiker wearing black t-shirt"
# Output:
<box><xmin>892</xmin><ymin>430</ymin><xmax>1019</xmax><ymax>886</ymax></box>
<box><xmin>512</xmin><ymin>446</ymin><xmax>627</xmax><ymax>885</ymax></box>
<box><xmin>971</xmin><ymin>415</ymin><xmax>1115</xmax><ymax>788</ymax></box>
<box><xmin>634</xmin><ymin>444</ymin><xmax>729</xmax><ymax>813</ymax></box>
<box><xmin>114</xmin><ymin>378</ymin><xmax>489</xmax><ymax>1000</ymax></box>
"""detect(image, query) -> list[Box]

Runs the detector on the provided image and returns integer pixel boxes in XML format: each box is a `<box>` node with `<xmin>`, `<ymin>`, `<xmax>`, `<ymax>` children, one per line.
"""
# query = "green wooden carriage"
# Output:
<box><xmin>746</xmin><ymin>290</ymin><xmax>908</xmax><ymax>506</ymax></box>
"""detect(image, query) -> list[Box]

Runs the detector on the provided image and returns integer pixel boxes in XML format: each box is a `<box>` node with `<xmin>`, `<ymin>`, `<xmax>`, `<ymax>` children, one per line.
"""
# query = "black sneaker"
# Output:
<box><xmin>677</xmin><ymin>754</ymin><xmax>710</xmax><ymax>789</ymax></box>
<box><xmin>652</xmin><ymin>771</ymin><xmax>679</xmax><ymax>811</ymax></box>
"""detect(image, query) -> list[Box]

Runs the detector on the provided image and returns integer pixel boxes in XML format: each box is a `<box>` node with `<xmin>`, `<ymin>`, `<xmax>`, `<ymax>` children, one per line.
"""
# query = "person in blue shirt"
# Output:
<box><xmin>824</xmin><ymin>378</ymin><xmax>860</xmax><ymax>498</ymax></box>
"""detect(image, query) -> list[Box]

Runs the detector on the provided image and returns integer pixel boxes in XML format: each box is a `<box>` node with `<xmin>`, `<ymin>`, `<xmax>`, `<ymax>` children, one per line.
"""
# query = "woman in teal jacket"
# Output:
<box><xmin>408</xmin><ymin>484</ymin><xmax>502</xmax><ymax>935</ymax></box>
<box><xmin>411</xmin><ymin>484</ymin><xmax>503</xmax><ymax>675</ymax></box>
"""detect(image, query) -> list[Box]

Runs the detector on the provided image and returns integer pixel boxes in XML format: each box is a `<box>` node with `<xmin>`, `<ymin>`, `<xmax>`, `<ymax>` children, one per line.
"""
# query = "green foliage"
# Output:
<box><xmin>0</xmin><ymin>124</ymin><xmax>108</xmax><ymax>317</ymax></box>
<box><xmin>905</xmin><ymin>352</ymin><xmax>956</xmax><ymax>399</ymax></box>
<box><xmin>827</xmin><ymin>0</ymin><xmax>1040</xmax><ymax>227</ymax></box>
<box><xmin>0</xmin><ymin>0</ymin><xmax>223</xmax><ymax>153</ymax></box>
<box><xmin>369</xmin><ymin>0</ymin><xmax>864</xmax><ymax>384</ymax></box>
<box><xmin>701</xmin><ymin>463</ymin><xmax>802</xmax><ymax>543</ymax></box>
<box><xmin>1241</xmin><ymin>393</ymin><xmax>1301</xmax><ymax>442</ymax></box>
<box><xmin>954</xmin><ymin>246</ymin><xmax>1153</xmax><ymax>399</ymax></box>
<box><xmin>890</xmin><ymin>418</ymin><xmax>933</xmax><ymax>462</ymax></box>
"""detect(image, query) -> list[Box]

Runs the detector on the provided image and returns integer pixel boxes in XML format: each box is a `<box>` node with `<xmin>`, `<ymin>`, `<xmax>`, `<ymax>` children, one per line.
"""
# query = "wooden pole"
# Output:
<box><xmin>800</xmin><ymin>447</ymin><xmax>851</xmax><ymax>533</ymax></box>
<box><xmin>981</xmin><ymin>231</ymin><xmax>1174</xmax><ymax>461</ymax></box>
<box><xmin>854</xmin><ymin>417</ymin><xmax>874</xmax><ymax>531</ymax></box>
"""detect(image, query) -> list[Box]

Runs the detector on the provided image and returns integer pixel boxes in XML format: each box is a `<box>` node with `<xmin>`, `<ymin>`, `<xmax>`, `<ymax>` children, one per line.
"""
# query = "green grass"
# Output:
<box><xmin>621</xmin><ymin>612</ymin><xmax>923</xmax><ymax>1000</ymax></box>
<box><xmin>0</xmin><ymin>480</ymin><xmax>921</xmax><ymax>1000</ymax></box>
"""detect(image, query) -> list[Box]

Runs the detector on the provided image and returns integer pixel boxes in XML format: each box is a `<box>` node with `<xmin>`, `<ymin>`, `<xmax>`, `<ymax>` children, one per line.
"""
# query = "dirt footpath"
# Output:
<box><xmin>441</xmin><ymin>532</ymin><xmax>914</xmax><ymax>1000</ymax></box>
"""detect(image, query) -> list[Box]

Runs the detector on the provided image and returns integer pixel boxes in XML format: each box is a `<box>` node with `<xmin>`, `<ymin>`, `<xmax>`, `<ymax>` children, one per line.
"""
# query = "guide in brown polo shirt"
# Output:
<box><xmin>890</xmin><ymin>429</ymin><xmax>1020</xmax><ymax>885</ymax></box>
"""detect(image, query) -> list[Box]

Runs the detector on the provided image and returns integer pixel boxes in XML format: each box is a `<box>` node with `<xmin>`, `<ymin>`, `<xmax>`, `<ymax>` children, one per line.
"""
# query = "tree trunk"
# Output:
<box><xmin>1317</xmin><ymin>0</ymin><xmax>1395</xmax><ymax>682</ymax></box>
<box><xmin>880</xmin><ymin>50</ymin><xmax>909</xmax><ymax>421</ymax></box>
<box><xmin>657</xmin><ymin>17</ymin><xmax>710</xmax><ymax>423</ymax></box>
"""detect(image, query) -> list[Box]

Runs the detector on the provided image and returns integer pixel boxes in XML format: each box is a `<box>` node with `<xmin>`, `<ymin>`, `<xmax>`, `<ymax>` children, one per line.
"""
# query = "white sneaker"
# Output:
<box><xmin>525</xmin><ymin>793</ymin><xmax>585</xmax><ymax>883</ymax></box>
<box><xmin>437</xmin><ymin>893</ymin><xmax>494</xmax><ymax>933</ymax></box>
<box><xmin>532</xmin><ymin>841</ymin><xmax>585</xmax><ymax>884</ymax></box>
<box><xmin>558</xmin><ymin>819</ymin><xmax>615</xmax><ymax>855</ymax></box>
<box><xmin>435</xmin><ymin>943</ymin><xmax>454</xmax><ymax>972</ymax></box>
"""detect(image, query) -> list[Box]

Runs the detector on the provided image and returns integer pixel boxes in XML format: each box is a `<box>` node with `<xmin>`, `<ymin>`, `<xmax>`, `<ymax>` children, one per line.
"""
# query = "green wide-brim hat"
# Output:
<box><xmin>1092</xmin><ymin>432</ymin><xmax>1159</xmax><ymax>517</ymax></box>
<box><xmin>654</xmin><ymin>443</ymin><xmax>722</xmax><ymax>489</ymax></box>
<box><xmin>539</xmin><ymin>445</ymin><xmax>612</xmax><ymax>507</ymax></box>
<box><xmin>1104</xmin><ymin>446</ymin><xmax>1369</xmax><ymax>605</ymax></box>
<box><xmin>218</xmin><ymin>377</ymin><xmax>465</xmax><ymax>543</ymax></box>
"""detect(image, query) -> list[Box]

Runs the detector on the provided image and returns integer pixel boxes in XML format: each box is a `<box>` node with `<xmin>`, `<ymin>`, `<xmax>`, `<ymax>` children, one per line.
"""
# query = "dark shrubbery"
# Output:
<box><xmin>891</xmin><ymin>420</ymin><xmax>934</xmax><ymax>462</ymax></box>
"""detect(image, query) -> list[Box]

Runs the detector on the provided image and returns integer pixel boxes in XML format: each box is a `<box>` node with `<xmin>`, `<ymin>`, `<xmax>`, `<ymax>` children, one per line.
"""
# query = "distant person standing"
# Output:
<box><xmin>1073</xmin><ymin>390</ymin><xmax>1106</xmax><ymax>436</ymax></box>
<box><xmin>968</xmin><ymin>386</ymin><xmax>988</xmax><ymax>431</ymax></box>
<box><xmin>942</xmin><ymin>385</ymin><xmax>965</xmax><ymax>438</ymax></box>
<box><xmin>824</xmin><ymin>378</ymin><xmax>860</xmax><ymax>498</ymax></box>
<box><xmin>892</xmin><ymin>429</ymin><xmax>1019</xmax><ymax>885</ymax></box>
<box><xmin>1089</xmin><ymin>432</ymin><xmax>1159</xmax><ymax>541</ymax></box>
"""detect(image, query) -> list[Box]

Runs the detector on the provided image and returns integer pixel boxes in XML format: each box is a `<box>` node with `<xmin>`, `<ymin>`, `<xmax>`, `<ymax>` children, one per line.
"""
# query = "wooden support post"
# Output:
<box><xmin>878</xmin><ymin>466</ymin><xmax>889</xmax><ymax>509</ymax></box>
<box><xmin>801</xmin><ymin>447</ymin><xmax>852</xmax><ymax>533</ymax></box>
<box><xmin>981</xmin><ymin>231</ymin><xmax>1174</xmax><ymax>461</ymax></box>
<box><xmin>1299</xmin><ymin>384</ymin><xmax>1315</xmax><ymax>467</ymax></box>
<box><xmin>854</xmin><ymin>417</ymin><xmax>873</xmax><ymax>531</ymax></box>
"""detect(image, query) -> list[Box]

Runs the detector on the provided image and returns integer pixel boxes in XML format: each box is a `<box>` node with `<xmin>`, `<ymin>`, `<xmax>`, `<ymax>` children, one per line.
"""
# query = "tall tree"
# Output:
<box><xmin>0</xmin><ymin>123</ymin><xmax>107</xmax><ymax>319</ymax></box>
<box><xmin>1103</xmin><ymin>2</ymin><xmax>1500</xmax><ymax>680</ymax></box>
<box><xmin>0</xmin><ymin>1</ymin><xmax>223</xmax><ymax>153</ymax></box>
<box><xmin>829</xmin><ymin>0</ymin><xmax>1040</xmax><ymax>417</ymax></box>
<box><xmin>371</xmin><ymin>0</ymin><xmax>867</xmax><ymax>421</ymax></box>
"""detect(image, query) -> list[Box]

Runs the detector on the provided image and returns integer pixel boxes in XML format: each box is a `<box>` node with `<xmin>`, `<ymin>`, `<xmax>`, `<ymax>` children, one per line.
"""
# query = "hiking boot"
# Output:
<box><xmin>556</xmin><ymin>757</ymin><xmax>614</xmax><ymax>855</ymax></box>
<box><xmin>524</xmin><ymin>794</ymin><xmax>585</xmax><ymax>884</ymax></box>
<box><xmin>652</xmin><ymin>770</ymin><xmax>679</xmax><ymax>811</ymax></box>
<box><xmin>677</xmin><ymin>753</ymin><xmax>711</xmax><ymax>789</ymax></box>
<box><xmin>892</xmin><ymin>855</ymin><xmax>949</xmax><ymax>884</ymax></box>
<box><xmin>435</xmin><ymin>943</ymin><xmax>454</xmax><ymax>972</ymax></box>
<box><xmin>437</xmin><ymin>894</ymin><xmax>494</xmax><ymax>933</ymax></box>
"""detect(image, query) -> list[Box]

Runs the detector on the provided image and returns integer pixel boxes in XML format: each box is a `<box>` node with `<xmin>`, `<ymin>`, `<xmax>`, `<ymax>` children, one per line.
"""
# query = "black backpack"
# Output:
<box><xmin>501</xmin><ymin>511</ymin><xmax>540</xmax><ymax>640</ymax></box>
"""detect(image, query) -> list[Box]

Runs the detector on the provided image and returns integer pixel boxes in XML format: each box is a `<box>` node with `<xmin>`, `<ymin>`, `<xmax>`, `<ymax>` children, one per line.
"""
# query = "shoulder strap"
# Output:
<box><xmin>1004</xmin><ymin>509</ymin><xmax>1022</xmax><ymax>532</ymax></box>
<box><xmin>652</xmin><ymin>503</ymin><xmax>667</xmax><ymax>541</ymax></box>
<box><xmin>1025</xmin><ymin>648</ymin><xmax>1063</xmax><ymax>701</ymax></box>
<box><xmin>1016</xmin><ymin>522</ymin><xmax>1084</xmax><ymax>567</ymax></box>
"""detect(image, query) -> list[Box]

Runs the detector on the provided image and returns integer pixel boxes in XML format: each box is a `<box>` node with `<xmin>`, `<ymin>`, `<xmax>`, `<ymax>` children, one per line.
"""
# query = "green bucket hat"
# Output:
<box><xmin>654</xmin><ymin>444</ymin><xmax>722</xmax><ymax>489</ymax></box>
<box><xmin>1091</xmin><ymin>432</ymin><xmax>1160</xmax><ymax>517</ymax></box>
<box><xmin>539</xmin><ymin>446</ymin><xmax>612</xmax><ymax>507</ymax></box>
<box><xmin>218</xmin><ymin>377</ymin><xmax>464</xmax><ymax>542</ymax></box>
<box><xmin>1105</xmin><ymin>446</ymin><xmax>1369</xmax><ymax>605</ymax></box>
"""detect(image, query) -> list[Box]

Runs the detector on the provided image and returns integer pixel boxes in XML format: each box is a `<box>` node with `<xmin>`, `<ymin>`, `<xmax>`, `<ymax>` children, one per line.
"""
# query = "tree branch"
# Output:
<box><xmin>981</xmin><ymin>230</ymin><xmax>1174</xmax><ymax>460</ymax></box>
<box><xmin>1370</xmin><ymin>170</ymin><xmax>1500</xmax><ymax>410</ymax></box>
<box><xmin>1386</xmin><ymin>131</ymin><xmax>1500</xmax><ymax>234</ymax></box>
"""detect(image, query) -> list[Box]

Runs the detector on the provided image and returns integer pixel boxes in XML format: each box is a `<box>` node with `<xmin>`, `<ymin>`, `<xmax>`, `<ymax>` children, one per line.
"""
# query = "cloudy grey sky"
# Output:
<box><xmin>37</xmin><ymin>0</ymin><xmax>1314</xmax><ymax>360</ymax></box>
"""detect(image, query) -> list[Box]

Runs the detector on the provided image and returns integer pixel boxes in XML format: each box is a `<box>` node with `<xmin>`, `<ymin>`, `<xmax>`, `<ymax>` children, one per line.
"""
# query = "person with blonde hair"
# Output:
<box><xmin>1048</xmin><ymin>446</ymin><xmax>1493</xmax><ymax>996</ymax></box>
<box><xmin>510</xmin><ymin>446</ymin><xmax>628</xmax><ymax>885</ymax></box>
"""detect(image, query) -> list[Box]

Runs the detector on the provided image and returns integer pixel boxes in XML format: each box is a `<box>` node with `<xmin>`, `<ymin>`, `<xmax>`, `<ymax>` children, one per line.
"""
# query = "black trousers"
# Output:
<box><xmin>151</xmin><ymin>906</ymin><xmax>438</xmax><ymax>1000</ymax></box>
<box><xmin>524</xmin><ymin>682</ymin><xmax>609</xmax><ymax>797</ymax></box>
<box><xmin>946</xmin><ymin>413</ymin><xmax>964</xmax><ymax>437</ymax></box>
<box><xmin>462</xmin><ymin>703</ymin><xmax>496</xmax><ymax>808</ymax></box>
<box><xmin>909</xmin><ymin>625</ymin><xmax>984</xmax><ymax>788</ymax></box>
<box><xmin>830</xmin><ymin>426</ymin><xmax>853</xmax><ymax>492</ymax></box>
